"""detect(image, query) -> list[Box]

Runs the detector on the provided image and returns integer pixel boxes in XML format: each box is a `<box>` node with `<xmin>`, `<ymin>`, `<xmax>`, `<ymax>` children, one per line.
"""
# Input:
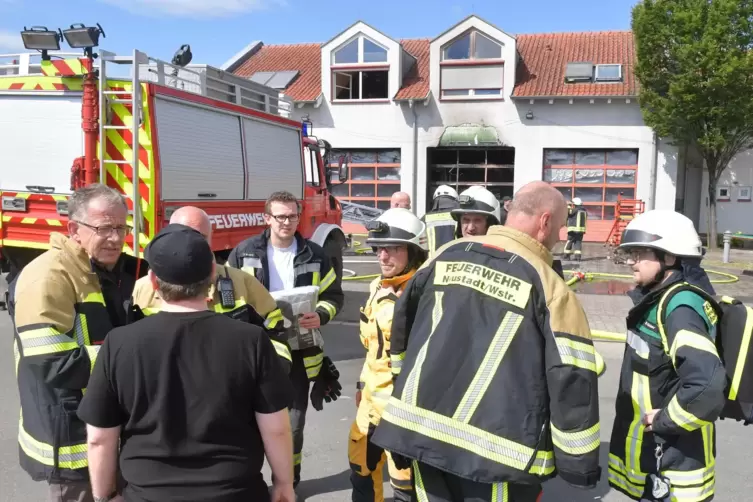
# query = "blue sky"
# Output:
<box><xmin>1</xmin><ymin>0</ymin><xmax>638</xmax><ymax>67</ymax></box>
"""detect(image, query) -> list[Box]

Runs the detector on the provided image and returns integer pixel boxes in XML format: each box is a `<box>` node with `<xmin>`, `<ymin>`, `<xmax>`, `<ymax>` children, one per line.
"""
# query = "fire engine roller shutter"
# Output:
<box><xmin>243</xmin><ymin>118</ymin><xmax>303</xmax><ymax>200</ymax></box>
<box><xmin>154</xmin><ymin>98</ymin><xmax>245</xmax><ymax>201</ymax></box>
<box><xmin>0</xmin><ymin>95</ymin><xmax>82</xmax><ymax>194</ymax></box>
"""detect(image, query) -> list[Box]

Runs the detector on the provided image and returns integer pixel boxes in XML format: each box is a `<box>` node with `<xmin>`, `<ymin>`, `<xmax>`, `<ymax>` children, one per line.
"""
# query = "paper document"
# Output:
<box><xmin>270</xmin><ymin>285</ymin><xmax>323</xmax><ymax>351</ymax></box>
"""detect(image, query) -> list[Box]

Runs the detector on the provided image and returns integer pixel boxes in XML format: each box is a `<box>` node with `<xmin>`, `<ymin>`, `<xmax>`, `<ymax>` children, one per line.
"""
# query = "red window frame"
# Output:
<box><xmin>328</xmin><ymin>149</ymin><xmax>401</xmax><ymax>210</ymax></box>
<box><xmin>542</xmin><ymin>149</ymin><xmax>639</xmax><ymax>221</ymax></box>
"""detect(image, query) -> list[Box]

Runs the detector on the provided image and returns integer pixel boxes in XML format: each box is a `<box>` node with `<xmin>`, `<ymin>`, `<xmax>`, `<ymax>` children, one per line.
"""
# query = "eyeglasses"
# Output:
<box><xmin>269</xmin><ymin>213</ymin><xmax>300</xmax><ymax>224</ymax></box>
<box><xmin>620</xmin><ymin>248</ymin><xmax>653</xmax><ymax>263</ymax></box>
<box><xmin>76</xmin><ymin>221</ymin><xmax>133</xmax><ymax>237</ymax></box>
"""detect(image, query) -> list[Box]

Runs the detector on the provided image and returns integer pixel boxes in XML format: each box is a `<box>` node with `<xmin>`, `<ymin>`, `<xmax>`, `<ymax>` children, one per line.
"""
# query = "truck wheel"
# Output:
<box><xmin>324</xmin><ymin>233</ymin><xmax>345</xmax><ymax>282</ymax></box>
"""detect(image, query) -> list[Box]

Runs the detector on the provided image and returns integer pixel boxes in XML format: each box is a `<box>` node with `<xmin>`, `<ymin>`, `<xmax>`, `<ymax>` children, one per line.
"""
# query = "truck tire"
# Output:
<box><xmin>323</xmin><ymin>233</ymin><xmax>345</xmax><ymax>283</ymax></box>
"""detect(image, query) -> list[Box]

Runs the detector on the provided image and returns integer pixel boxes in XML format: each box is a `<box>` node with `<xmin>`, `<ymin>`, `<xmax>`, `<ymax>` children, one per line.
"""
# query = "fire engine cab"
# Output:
<box><xmin>0</xmin><ymin>28</ymin><xmax>348</xmax><ymax>293</ymax></box>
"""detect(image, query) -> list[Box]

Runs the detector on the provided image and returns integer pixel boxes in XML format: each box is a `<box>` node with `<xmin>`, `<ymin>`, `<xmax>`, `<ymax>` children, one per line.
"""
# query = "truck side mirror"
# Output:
<box><xmin>338</xmin><ymin>156</ymin><xmax>348</xmax><ymax>183</ymax></box>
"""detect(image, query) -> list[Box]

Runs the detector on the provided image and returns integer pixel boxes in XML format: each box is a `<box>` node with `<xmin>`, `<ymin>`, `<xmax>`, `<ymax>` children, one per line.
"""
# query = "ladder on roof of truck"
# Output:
<box><xmin>96</xmin><ymin>49</ymin><xmax>297</xmax><ymax>255</ymax></box>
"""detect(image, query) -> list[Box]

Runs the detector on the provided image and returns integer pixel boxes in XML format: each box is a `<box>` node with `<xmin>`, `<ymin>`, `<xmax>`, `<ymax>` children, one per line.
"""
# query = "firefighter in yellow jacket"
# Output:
<box><xmin>350</xmin><ymin>208</ymin><xmax>428</xmax><ymax>502</ymax></box>
<box><xmin>131</xmin><ymin>206</ymin><xmax>291</xmax><ymax>369</ymax></box>
<box><xmin>372</xmin><ymin>182</ymin><xmax>601</xmax><ymax>502</ymax></box>
<box><xmin>9</xmin><ymin>184</ymin><xmax>134</xmax><ymax>501</ymax></box>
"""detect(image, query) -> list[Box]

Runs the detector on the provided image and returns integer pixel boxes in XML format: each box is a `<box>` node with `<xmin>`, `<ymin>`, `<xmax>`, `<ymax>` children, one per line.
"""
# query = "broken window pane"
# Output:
<box><xmin>605</xmin><ymin>187</ymin><xmax>635</xmax><ymax>202</ymax></box>
<box><xmin>362</xmin><ymin>70</ymin><xmax>388</xmax><ymax>99</ymax></box>
<box><xmin>351</xmin><ymin>167</ymin><xmax>375</xmax><ymax>180</ymax></box>
<box><xmin>377</xmin><ymin>184</ymin><xmax>401</xmax><ymax>197</ymax></box>
<box><xmin>378</xmin><ymin>149</ymin><xmax>401</xmax><ymax>163</ymax></box>
<box><xmin>575</xmin><ymin>169</ymin><xmax>604</xmax><ymax>184</ymax></box>
<box><xmin>351</xmin><ymin>151</ymin><xmax>378</xmax><ymax>164</ymax></box>
<box><xmin>330</xmin><ymin>184</ymin><xmax>349</xmax><ymax>197</ymax></box>
<box><xmin>443</xmin><ymin>33</ymin><xmax>471</xmax><ymax>60</ymax></box>
<box><xmin>363</xmin><ymin>38</ymin><xmax>387</xmax><ymax>63</ymax></box>
<box><xmin>606</xmin><ymin>169</ymin><xmax>636</xmax><ymax>184</ymax></box>
<box><xmin>543</xmin><ymin>168</ymin><xmax>573</xmax><ymax>183</ymax></box>
<box><xmin>334</xmin><ymin>39</ymin><xmax>358</xmax><ymax>64</ymax></box>
<box><xmin>474</xmin><ymin>32</ymin><xmax>502</xmax><ymax>59</ymax></box>
<box><xmin>377</xmin><ymin>167</ymin><xmax>401</xmax><ymax>181</ymax></box>
<box><xmin>351</xmin><ymin>184</ymin><xmax>376</xmax><ymax>197</ymax></box>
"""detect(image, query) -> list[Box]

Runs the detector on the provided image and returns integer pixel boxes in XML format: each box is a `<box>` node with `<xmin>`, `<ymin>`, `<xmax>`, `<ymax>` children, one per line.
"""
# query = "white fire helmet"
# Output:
<box><xmin>618</xmin><ymin>209</ymin><xmax>703</xmax><ymax>258</ymax></box>
<box><xmin>450</xmin><ymin>187</ymin><xmax>502</xmax><ymax>225</ymax></box>
<box><xmin>572</xmin><ymin>197</ymin><xmax>583</xmax><ymax>206</ymax></box>
<box><xmin>433</xmin><ymin>185</ymin><xmax>459</xmax><ymax>200</ymax></box>
<box><xmin>365</xmin><ymin>208</ymin><xmax>428</xmax><ymax>251</ymax></box>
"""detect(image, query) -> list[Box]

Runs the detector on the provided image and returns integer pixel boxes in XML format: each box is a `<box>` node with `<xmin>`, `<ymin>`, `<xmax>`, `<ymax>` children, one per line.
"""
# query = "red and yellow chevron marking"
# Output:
<box><xmin>40</xmin><ymin>58</ymin><xmax>92</xmax><ymax>77</ymax></box>
<box><xmin>0</xmin><ymin>192</ymin><xmax>68</xmax><ymax>250</ymax></box>
<box><xmin>0</xmin><ymin>76</ymin><xmax>83</xmax><ymax>91</ymax></box>
<box><xmin>100</xmin><ymin>80</ymin><xmax>156</xmax><ymax>258</ymax></box>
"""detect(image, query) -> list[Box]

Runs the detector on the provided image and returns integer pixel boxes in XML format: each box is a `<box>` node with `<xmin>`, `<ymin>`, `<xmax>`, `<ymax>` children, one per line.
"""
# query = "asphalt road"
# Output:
<box><xmin>2</xmin><ymin>290</ymin><xmax>753</xmax><ymax>500</ymax></box>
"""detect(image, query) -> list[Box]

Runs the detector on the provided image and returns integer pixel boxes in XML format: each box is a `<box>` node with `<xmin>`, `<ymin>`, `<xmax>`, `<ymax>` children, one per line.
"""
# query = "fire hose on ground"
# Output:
<box><xmin>341</xmin><ymin>245</ymin><xmax>742</xmax><ymax>343</ymax></box>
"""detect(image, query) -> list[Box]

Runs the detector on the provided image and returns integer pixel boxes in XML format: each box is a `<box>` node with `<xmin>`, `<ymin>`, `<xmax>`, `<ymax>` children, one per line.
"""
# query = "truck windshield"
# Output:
<box><xmin>303</xmin><ymin>145</ymin><xmax>321</xmax><ymax>186</ymax></box>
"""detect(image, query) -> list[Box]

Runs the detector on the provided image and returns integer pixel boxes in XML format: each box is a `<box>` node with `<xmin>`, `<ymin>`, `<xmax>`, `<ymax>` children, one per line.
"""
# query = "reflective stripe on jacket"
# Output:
<box><xmin>358</xmin><ymin>270</ymin><xmax>416</xmax><ymax>423</ymax></box>
<box><xmin>567</xmin><ymin>206</ymin><xmax>587</xmax><ymax>233</ymax></box>
<box><xmin>422</xmin><ymin>211</ymin><xmax>457</xmax><ymax>260</ymax></box>
<box><xmin>11</xmin><ymin>233</ymin><xmax>116</xmax><ymax>482</ymax></box>
<box><xmin>608</xmin><ymin>273</ymin><xmax>726</xmax><ymax>502</ymax></box>
<box><xmin>131</xmin><ymin>264</ymin><xmax>291</xmax><ymax>367</ymax></box>
<box><xmin>371</xmin><ymin>226</ymin><xmax>601</xmax><ymax>487</ymax></box>
<box><xmin>227</xmin><ymin>230</ymin><xmax>343</xmax><ymax>379</ymax></box>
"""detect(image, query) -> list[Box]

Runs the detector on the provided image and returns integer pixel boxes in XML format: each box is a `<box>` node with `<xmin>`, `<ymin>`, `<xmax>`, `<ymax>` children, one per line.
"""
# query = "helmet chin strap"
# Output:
<box><xmin>647</xmin><ymin>251</ymin><xmax>681</xmax><ymax>290</ymax></box>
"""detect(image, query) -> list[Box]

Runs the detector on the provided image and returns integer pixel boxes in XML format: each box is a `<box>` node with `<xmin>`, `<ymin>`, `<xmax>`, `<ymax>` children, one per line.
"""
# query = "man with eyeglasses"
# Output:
<box><xmin>9</xmin><ymin>183</ymin><xmax>133</xmax><ymax>502</ymax></box>
<box><xmin>228</xmin><ymin>190</ymin><xmax>344</xmax><ymax>488</ymax></box>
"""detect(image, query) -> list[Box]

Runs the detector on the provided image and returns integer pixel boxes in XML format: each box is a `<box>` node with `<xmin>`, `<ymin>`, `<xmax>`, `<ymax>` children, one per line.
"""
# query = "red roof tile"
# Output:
<box><xmin>231</xmin><ymin>30</ymin><xmax>638</xmax><ymax>102</ymax></box>
<box><xmin>513</xmin><ymin>31</ymin><xmax>638</xmax><ymax>97</ymax></box>
<box><xmin>234</xmin><ymin>43</ymin><xmax>322</xmax><ymax>102</ymax></box>
<box><xmin>395</xmin><ymin>38</ymin><xmax>431</xmax><ymax>100</ymax></box>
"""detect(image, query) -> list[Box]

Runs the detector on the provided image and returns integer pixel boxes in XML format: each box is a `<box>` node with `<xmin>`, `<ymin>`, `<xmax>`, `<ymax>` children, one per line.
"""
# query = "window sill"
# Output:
<box><xmin>331</xmin><ymin>99</ymin><xmax>391</xmax><ymax>104</ymax></box>
<box><xmin>439</xmin><ymin>96</ymin><xmax>505</xmax><ymax>102</ymax></box>
<box><xmin>440</xmin><ymin>59</ymin><xmax>504</xmax><ymax>67</ymax></box>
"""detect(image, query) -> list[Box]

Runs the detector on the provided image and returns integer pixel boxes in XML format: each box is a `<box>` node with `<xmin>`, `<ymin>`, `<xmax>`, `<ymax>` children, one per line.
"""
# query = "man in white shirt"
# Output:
<box><xmin>227</xmin><ymin>191</ymin><xmax>344</xmax><ymax>487</ymax></box>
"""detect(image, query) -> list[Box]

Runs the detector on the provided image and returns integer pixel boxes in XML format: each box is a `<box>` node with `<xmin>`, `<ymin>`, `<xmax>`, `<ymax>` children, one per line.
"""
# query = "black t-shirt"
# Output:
<box><xmin>77</xmin><ymin>310</ymin><xmax>293</xmax><ymax>502</ymax></box>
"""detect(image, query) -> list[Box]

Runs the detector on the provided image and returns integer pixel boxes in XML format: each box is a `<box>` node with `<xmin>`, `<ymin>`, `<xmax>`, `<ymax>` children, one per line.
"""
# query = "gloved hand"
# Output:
<box><xmin>310</xmin><ymin>357</ymin><xmax>342</xmax><ymax>411</ymax></box>
<box><xmin>389</xmin><ymin>451</ymin><xmax>412</xmax><ymax>470</ymax></box>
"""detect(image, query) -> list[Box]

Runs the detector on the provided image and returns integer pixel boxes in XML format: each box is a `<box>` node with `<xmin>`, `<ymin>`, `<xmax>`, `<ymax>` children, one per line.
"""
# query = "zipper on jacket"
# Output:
<box><xmin>523</xmin><ymin>419</ymin><xmax>549</xmax><ymax>474</ymax></box>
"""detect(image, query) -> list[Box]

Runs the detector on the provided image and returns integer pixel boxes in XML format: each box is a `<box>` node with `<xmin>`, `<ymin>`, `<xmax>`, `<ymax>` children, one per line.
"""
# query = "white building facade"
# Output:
<box><xmin>225</xmin><ymin>15</ymin><xmax>751</xmax><ymax>241</ymax></box>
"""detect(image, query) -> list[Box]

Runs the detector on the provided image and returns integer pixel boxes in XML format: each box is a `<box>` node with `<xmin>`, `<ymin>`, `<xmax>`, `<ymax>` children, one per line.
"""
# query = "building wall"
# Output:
<box><xmin>699</xmin><ymin>149</ymin><xmax>753</xmax><ymax>236</ymax></box>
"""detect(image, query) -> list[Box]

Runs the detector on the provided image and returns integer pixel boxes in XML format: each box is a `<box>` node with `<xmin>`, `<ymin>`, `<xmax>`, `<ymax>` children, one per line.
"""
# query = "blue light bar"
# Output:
<box><xmin>301</xmin><ymin>118</ymin><xmax>312</xmax><ymax>137</ymax></box>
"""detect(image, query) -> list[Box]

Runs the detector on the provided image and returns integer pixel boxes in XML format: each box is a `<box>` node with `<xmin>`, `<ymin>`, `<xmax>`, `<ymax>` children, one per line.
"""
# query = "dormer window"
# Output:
<box><xmin>332</xmin><ymin>36</ymin><xmax>389</xmax><ymax>101</ymax></box>
<box><xmin>440</xmin><ymin>30</ymin><xmax>504</xmax><ymax>100</ymax></box>
<box><xmin>442</xmin><ymin>31</ymin><xmax>502</xmax><ymax>61</ymax></box>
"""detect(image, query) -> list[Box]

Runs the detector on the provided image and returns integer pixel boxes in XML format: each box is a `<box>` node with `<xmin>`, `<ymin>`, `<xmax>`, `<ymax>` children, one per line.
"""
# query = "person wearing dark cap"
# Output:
<box><xmin>77</xmin><ymin>224</ymin><xmax>295</xmax><ymax>502</ymax></box>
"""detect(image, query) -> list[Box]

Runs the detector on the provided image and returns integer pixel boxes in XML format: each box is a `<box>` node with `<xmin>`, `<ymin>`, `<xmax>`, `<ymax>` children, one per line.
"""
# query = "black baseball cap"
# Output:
<box><xmin>145</xmin><ymin>224</ymin><xmax>214</xmax><ymax>285</ymax></box>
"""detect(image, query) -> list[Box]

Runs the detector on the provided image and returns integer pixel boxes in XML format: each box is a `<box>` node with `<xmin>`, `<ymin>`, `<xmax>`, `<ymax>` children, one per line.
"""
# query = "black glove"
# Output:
<box><xmin>389</xmin><ymin>451</ymin><xmax>412</xmax><ymax>470</ymax></box>
<box><xmin>123</xmin><ymin>298</ymin><xmax>145</xmax><ymax>324</ymax></box>
<box><xmin>310</xmin><ymin>357</ymin><xmax>342</xmax><ymax>411</ymax></box>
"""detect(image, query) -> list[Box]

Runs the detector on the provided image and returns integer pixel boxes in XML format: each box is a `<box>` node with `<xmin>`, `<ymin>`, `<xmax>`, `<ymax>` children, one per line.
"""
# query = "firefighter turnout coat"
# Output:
<box><xmin>567</xmin><ymin>205</ymin><xmax>587</xmax><ymax>235</ymax></box>
<box><xmin>11</xmin><ymin>233</ymin><xmax>118</xmax><ymax>482</ymax></box>
<box><xmin>608</xmin><ymin>272</ymin><xmax>726</xmax><ymax>502</ymax></box>
<box><xmin>131</xmin><ymin>263</ymin><xmax>291</xmax><ymax>368</ymax></box>
<box><xmin>227</xmin><ymin>229</ymin><xmax>344</xmax><ymax>378</ymax></box>
<box><xmin>350</xmin><ymin>271</ymin><xmax>417</xmax><ymax>499</ymax></box>
<box><xmin>371</xmin><ymin>226</ymin><xmax>602</xmax><ymax>487</ymax></box>
<box><xmin>422</xmin><ymin>212</ymin><xmax>457</xmax><ymax>260</ymax></box>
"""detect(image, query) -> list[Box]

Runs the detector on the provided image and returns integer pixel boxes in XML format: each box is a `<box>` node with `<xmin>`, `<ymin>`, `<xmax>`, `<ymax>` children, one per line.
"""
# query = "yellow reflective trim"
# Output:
<box><xmin>666</xmin><ymin>395</ymin><xmax>710</xmax><ymax>432</ymax></box>
<box><xmin>13</xmin><ymin>339</ymin><xmax>20</xmax><ymax>377</ymax></box>
<box><xmin>454</xmin><ymin>312</ymin><xmax>523</xmax><ymax>423</ymax></box>
<box><xmin>669</xmin><ymin>329</ymin><xmax>719</xmax><ymax>366</ymax></box>
<box><xmin>623</xmin><ymin>372</ymin><xmax>651</xmax><ymax>486</ymax></box>
<box><xmin>427</xmin><ymin>226</ymin><xmax>436</xmax><ymax>255</ymax></box>
<box><xmin>664</xmin><ymin>462</ymin><xmax>715</xmax><ymax>487</ymax></box>
<box><xmin>312</xmin><ymin>271</ymin><xmax>321</xmax><ymax>286</ymax></box>
<box><xmin>729</xmin><ymin>306</ymin><xmax>753</xmax><ymax>400</ymax></box>
<box><xmin>550</xmin><ymin>422</ymin><xmax>600</xmax><ymax>456</ymax></box>
<box><xmin>316</xmin><ymin>300</ymin><xmax>337</xmax><ymax>320</ymax></box>
<box><xmin>83</xmin><ymin>292</ymin><xmax>105</xmax><ymax>304</ymax></box>
<box><xmin>607</xmin><ymin>464</ymin><xmax>644</xmax><ymax>498</ymax></box>
<box><xmin>46</xmin><ymin>219</ymin><xmax>63</xmax><ymax>227</ymax></box>
<box><xmin>555</xmin><ymin>336</ymin><xmax>597</xmax><ymax>372</ymax></box>
<box><xmin>142</xmin><ymin>307</ymin><xmax>159</xmax><ymax>316</ymax></box>
<box><xmin>402</xmin><ymin>291</ymin><xmax>444</xmax><ymax>406</ymax></box>
<box><xmin>424</xmin><ymin>212</ymin><xmax>453</xmax><ymax>222</ymax></box>
<box><xmin>319</xmin><ymin>268</ymin><xmax>336</xmax><ymax>293</ymax></box>
<box><xmin>271</xmin><ymin>340</ymin><xmax>292</xmax><ymax>363</ymax></box>
<box><xmin>212</xmin><ymin>299</ymin><xmax>246</xmax><ymax>314</ymax></box>
<box><xmin>21</xmin><ymin>217</ymin><xmax>37</xmax><ymax>224</ymax></box>
<box><xmin>18</xmin><ymin>421</ymin><xmax>88</xmax><ymax>469</ymax></box>
<box><xmin>85</xmin><ymin>345</ymin><xmax>100</xmax><ymax>373</ymax></box>
<box><xmin>413</xmin><ymin>461</ymin><xmax>429</xmax><ymax>502</ymax></box>
<box><xmin>293</xmin><ymin>453</ymin><xmax>302</xmax><ymax>465</ymax></box>
<box><xmin>383</xmin><ymin>397</ymin><xmax>554</xmax><ymax>475</ymax></box>
<box><xmin>2</xmin><ymin>239</ymin><xmax>50</xmax><ymax>250</ymax></box>
<box><xmin>17</xmin><ymin>327</ymin><xmax>78</xmax><ymax>357</ymax></box>
<box><xmin>433</xmin><ymin>261</ymin><xmax>532</xmax><ymax>309</ymax></box>
<box><xmin>491</xmin><ymin>481</ymin><xmax>509</xmax><ymax>502</ymax></box>
<box><xmin>304</xmin><ymin>353</ymin><xmax>323</xmax><ymax>378</ymax></box>
<box><xmin>264</xmin><ymin>308</ymin><xmax>285</xmax><ymax>330</ymax></box>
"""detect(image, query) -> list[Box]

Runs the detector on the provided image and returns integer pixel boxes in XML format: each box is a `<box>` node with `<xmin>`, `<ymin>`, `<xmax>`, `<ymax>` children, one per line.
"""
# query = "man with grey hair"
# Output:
<box><xmin>9</xmin><ymin>183</ymin><xmax>132</xmax><ymax>501</ymax></box>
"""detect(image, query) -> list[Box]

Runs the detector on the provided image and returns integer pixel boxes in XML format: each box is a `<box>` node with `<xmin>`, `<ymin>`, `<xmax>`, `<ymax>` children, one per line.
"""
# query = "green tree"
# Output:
<box><xmin>632</xmin><ymin>0</ymin><xmax>753</xmax><ymax>249</ymax></box>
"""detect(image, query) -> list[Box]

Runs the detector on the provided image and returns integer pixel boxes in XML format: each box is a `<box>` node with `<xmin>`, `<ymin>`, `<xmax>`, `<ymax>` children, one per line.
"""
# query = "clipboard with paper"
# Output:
<box><xmin>270</xmin><ymin>285</ymin><xmax>324</xmax><ymax>351</ymax></box>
